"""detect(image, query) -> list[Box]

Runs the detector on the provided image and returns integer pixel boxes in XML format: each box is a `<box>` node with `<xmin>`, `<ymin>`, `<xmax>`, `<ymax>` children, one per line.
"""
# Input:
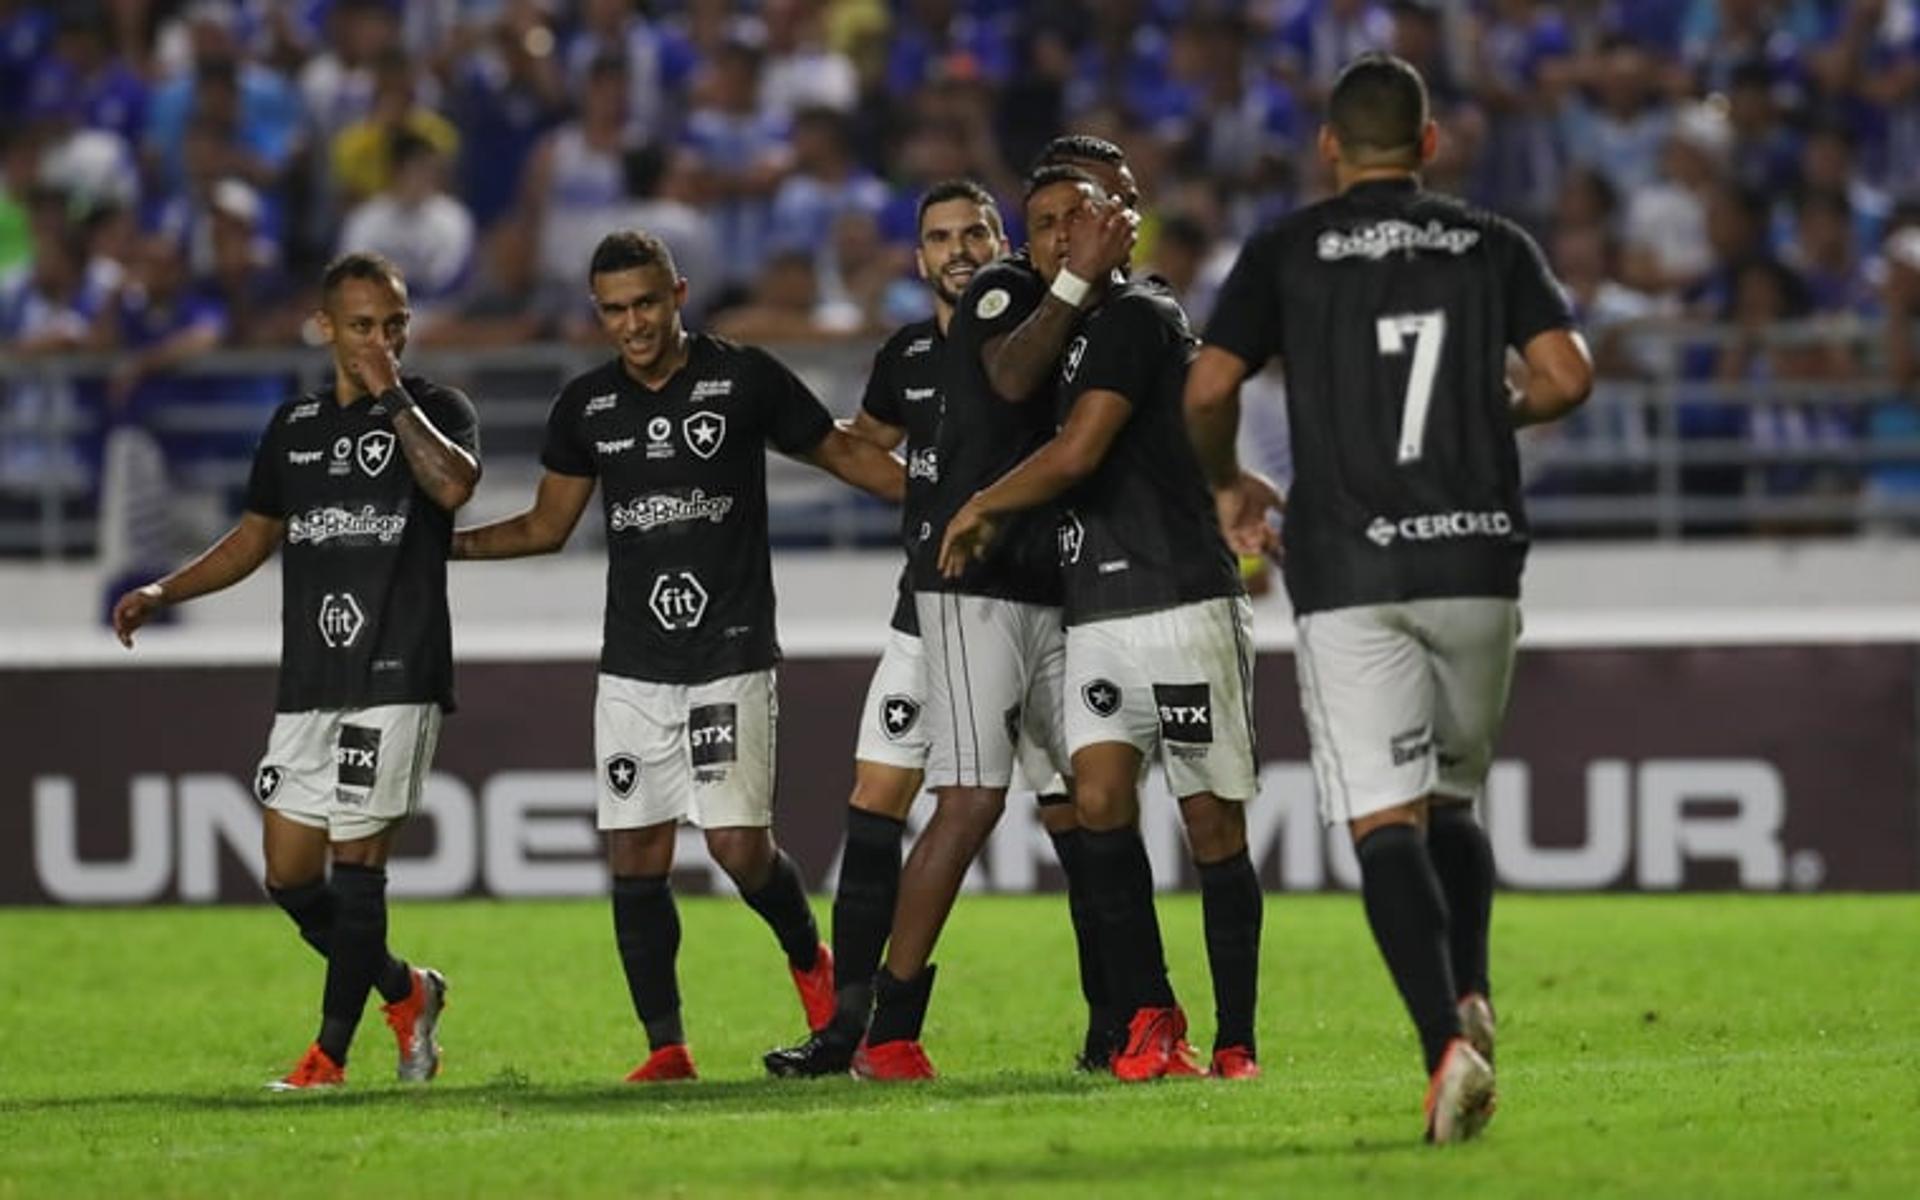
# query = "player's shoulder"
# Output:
<box><xmin>879</xmin><ymin>316</ymin><xmax>941</xmax><ymax>361</ymax></box>
<box><xmin>957</xmin><ymin>253</ymin><xmax>1042</xmax><ymax>324</ymax></box>
<box><xmin>262</xmin><ymin>385</ymin><xmax>330</xmax><ymax>433</ymax></box>
<box><xmin>691</xmin><ymin>331</ymin><xmax>801</xmax><ymax>385</ymax></box>
<box><xmin>1092</xmin><ymin>276</ymin><xmax>1189</xmax><ymax>335</ymax></box>
<box><xmin>400</xmin><ymin>373</ymin><xmax>476</xmax><ymax>419</ymax></box>
<box><xmin>553</xmin><ymin>358</ymin><xmax>626</xmax><ymax>418</ymax></box>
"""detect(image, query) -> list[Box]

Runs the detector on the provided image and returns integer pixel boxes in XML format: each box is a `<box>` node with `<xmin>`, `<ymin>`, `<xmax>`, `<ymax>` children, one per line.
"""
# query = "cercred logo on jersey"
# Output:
<box><xmin>648</xmin><ymin>571</ymin><xmax>709</xmax><ymax>631</ymax></box>
<box><xmin>1153</xmin><ymin>683</ymin><xmax>1213</xmax><ymax>761</ymax></box>
<box><xmin>356</xmin><ymin>429</ymin><xmax>396</xmax><ymax>477</ymax></box>
<box><xmin>1366</xmin><ymin>510</ymin><xmax>1515</xmax><ymax>548</ymax></box>
<box><xmin>609</xmin><ymin>489</ymin><xmax>734</xmax><ymax>534</ymax></box>
<box><xmin>317</xmin><ymin>592</ymin><xmax>366</xmax><ymax>648</ymax></box>
<box><xmin>683</xmin><ymin>411</ymin><xmax>726</xmax><ymax>459</ymax></box>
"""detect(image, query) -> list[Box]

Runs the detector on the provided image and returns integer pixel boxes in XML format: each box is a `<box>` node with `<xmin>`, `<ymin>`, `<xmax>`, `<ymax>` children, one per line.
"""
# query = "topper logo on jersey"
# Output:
<box><xmin>1062</xmin><ymin>335</ymin><xmax>1088</xmax><ymax>383</ymax></box>
<box><xmin>596</xmin><ymin>437</ymin><xmax>636</xmax><ymax>457</ymax></box>
<box><xmin>683</xmin><ymin>411</ymin><xmax>726</xmax><ymax>459</ymax></box>
<box><xmin>880</xmin><ymin>693</ymin><xmax>920</xmax><ymax>740</ymax></box>
<box><xmin>1082</xmin><ymin>679</ymin><xmax>1121</xmax><ymax>718</ymax></box>
<box><xmin>609</xmin><ymin>489</ymin><xmax>734</xmax><ymax>533</ymax></box>
<box><xmin>903</xmin><ymin>386</ymin><xmax>936</xmax><ymax>404</ymax></box>
<box><xmin>287</xmin><ymin>449</ymin><xmax>324</xmax><ymax>466</ymax></box>
<box><xmin>317</xmin><ymin>592</ymin><xmax>366</xmax><ymax>648</ymax></box>
<box><xmin>648</xmin><ymin>572</ymin><xmax>708</xmax><ymax>630</ymax></box>
<box><xmin>289</xmin><ymin>505</ymin><xmax>408</xmax><ymax>546</ymax></box>
<box><xmin>1367</xmin><ymin>510</ymin><xmax>1515</xmax><ymax>547</ymax></box>
<box><xmin>1317</xmin><ymin>220</ymin><xmax>1481</xmax><ymax>261</ymax></box>
<box><xmin>1057</xmin><ymin>511</ymin><xmax>1085</xmax><ymax>565</ymax></box>
<box><xmin>688</xmin><ymin>703</ymin><xmax>738</xmax><ymax>768</ymax></box>
<box><xmin>907</xmin><ymin>447</ymin><xmax>938</xmax><ymax>482</ymax></box>
<box><xmin>1152</xmin><ymin>684</ymin><xmax>1213</xmax><ymax>745</ymax></box>
<box><xmin>604</xmin><ymin>754</ymin><xmax>639</xmax><ymax>798</ymax></box>
<box><xmin>356</xmin><ymin>430</ymin><xmax>396</xmax><ymax>477</ymax></box>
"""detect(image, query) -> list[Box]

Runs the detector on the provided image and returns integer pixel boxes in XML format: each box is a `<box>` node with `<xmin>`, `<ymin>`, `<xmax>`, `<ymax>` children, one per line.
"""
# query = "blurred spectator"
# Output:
<box><xmin>1150</xmin><ymin>15</ymin><xmax>1301</xmax><ymax>209</ymax></box>
<box><xmin>1682</xmin><ymin>0</ymin><xmax>1805</xmax><ymax>101</ymax></box>
<box><xmin>815</xmin><ymin>208</ymin><xmax>900</xmax><ymax>332</ymax></box>
<box><xmin>104</xmin><ymin>234</ymin><xmax>225</xmax><ymax>416</ymax></box>
<box><xmin>449</xmin><ymin>8</ymin><xmax>568</xmax><ymax>231</ymax></box>
<box><xmin>680</xmin><ymin>40</ymin><xmax>791</xmax><ymax>287</ymax></box>
<box><xmin>607</xmin><ymin>147</ymin><xmax>722</xmax><ymax>321</ymax></box>
<box><xmin>1621</xmin><ymin>103</ymin><xmax>1727</xmax><ymax>297</ymax></box>
<box><xmin>564</xmin><ymin>0</ymin><xmax>697</xmax><ymax>142</ymax></box>
<box><xmin>0</xmin><ymin>1</ymin><xmax>55</xmax><ymax>117</ymax></box>
<box><xmin>1560</xmin><ymin>35</ymin><xmax>1673</xmax><ymax>197</ymax></box>
<box><xmin>203</xmin><ymin>178</ymin><xmax>301</xmax><ymax>346</ymax></box>
<box><xmin>1472</xmin><ymin>0</ymin><xmax>1575</xmax><ymax>223</ymax></box>
<box><xmin>1869</xmin><ymin>213</ymin><xmax>1920</xmax><ymax>527</ymax></box>
<box><xmin>26</xmin><ymin>7</ymin><xmax>149</xmax><ymax>147</ymax></box>
<box><xmin>1799</xmin><ymin>120</ymin><xmax>1889</xmax><ymax>259</ymax></box>
<box><xmin>708</xmin><ymin>247</ymin><xmax>853</xmax><ymax>341</ymax></box>
<box><xmin>0</xmin><ymin>214</ymin><xmax>112</xmax><ymax>496</ymax></box>
<box><xmin>1145</xmin><ymin>210</ymin><xmax>1219</xmax><ymax>327</ymax></box>
<box><xmin>297</xmin><ymin>0</ymin><xmax>401</xmax><ymax>143</ymax></box>
<box><xmin>1724</xmin><ymin>60</ymin><xmax>1800</xmax><ymax>197</ymax></box>
<box><xmin>1272</xmin><ymin>0</ymin><xmax>1394</xmax><ymax>110</ymax></box>
<box><xmin>1816</xmin><ymin>0</ymin><xmax>1920</xmax><ymax>193</ymax></box>
<box><xmin>1554</xmin><ymin>165</ymin><xmax>1620</xmax><ymax>237</ymax></box>
<box><xmin>770</xmin><ymin>107</ymin><xmax>888</xmax><ymax>257</ymax></box>
<box><xmin>1062</xmin><ymin>0</ymin><xmax>1173</xmax><ymax>121</ymax></box>
<box><xmin>886</xmin><ymin>0</ymin><xmax>1017</xmax><ymax>97</ymax></box>
<box><xmin>1786</xmin><ymin>189</ymin><xmax>1874</xmax><ymax>317</ymax></box>
<box><xmin>144</xmin><ymin>14</ymin><xmax>304</xmax><ymax>203</ymax></box>
<box><xmin>338</xmin><ymin>132</ymin><xmax>476</xmax><ymax>326</ymax></box>
<box><xmin>519</xmin><ymin>52</ymin><xmax>642</xmax><ymax>316</ymax></box>
<box><xmin>330</xmin><ymin>49</ymin><xmax>459</xmax><ymax>203</ymax></box>
<box><xmin>761</xmin><ymin>0</ymin><xmax>859</xmax><ymax>119</ymax></box>
<box><xmin>0</xmin><ymin>129</ymin><xmax>33</xmax><ymax>274</ymax></box>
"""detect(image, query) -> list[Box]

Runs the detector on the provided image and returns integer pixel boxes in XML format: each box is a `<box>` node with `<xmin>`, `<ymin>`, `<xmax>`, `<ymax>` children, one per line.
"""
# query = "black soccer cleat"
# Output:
<box><xmin>763</xmin><ymin>1026</ymin><xmax>860</xmax><ymax>1078</ymax></box>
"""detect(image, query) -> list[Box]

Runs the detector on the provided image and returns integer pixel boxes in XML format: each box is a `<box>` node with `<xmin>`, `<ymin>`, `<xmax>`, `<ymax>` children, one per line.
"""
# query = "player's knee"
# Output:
<box><xmin>850</xmin><ymin>763</ymin><xmax>920</xmax><ymax>821</ymax></box>
<box><xmin>1348</xmin><ymin>799</ymin><xmax>1427</xmax><ymax>846</ymax></box>
<box><xmin>705</xmin><ymin>827</ymin><xmax>775</xmax><ymax>885</ymax></box>
<box><xmin>606</xmin><ymin>823</ymin><xmax>676</xmax><ymax>876</ymax></box>
<box><xmin>1072</xmin><ymin>778</ymin><xmax>1138</xmax><ymax>832</ymax></box>
<box><xmin>1035</xmin><ymin>792</ymin><xmax>1078</xmax><ymax>835</ymax></box>
<box><xmin>1179</xmin><ymin>793</ymin><xmax>1246</xmax><ymax>862</ymax></box>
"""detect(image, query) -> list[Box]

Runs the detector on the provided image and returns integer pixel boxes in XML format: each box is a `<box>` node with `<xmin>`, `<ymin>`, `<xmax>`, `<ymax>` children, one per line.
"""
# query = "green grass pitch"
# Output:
<box><xmin>2</xmin><ymin>894</ymin><xmax>1916</xmax><ymax>1198</ymax></box>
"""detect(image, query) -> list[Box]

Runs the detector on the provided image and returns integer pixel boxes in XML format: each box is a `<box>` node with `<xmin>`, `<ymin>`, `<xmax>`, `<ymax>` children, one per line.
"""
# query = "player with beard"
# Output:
<box><xmin>454</xmin><ymin>230</ymin><xmax>904</xmax><ymax>1081</ymax></box>
<box><xmin>1185</xmin><ymin>54</ymin><xmax>1593</xmax><ymax>1140</ymax></box>
<box><xmin>941</xmin><ymin>166</ymin><xmax>1263</xmax><ymax>1082</ymax></box>
<box><xmin>112</xmin><ymin>252</ymin><xmax>479</xmax><ymax>1089</ymax></box>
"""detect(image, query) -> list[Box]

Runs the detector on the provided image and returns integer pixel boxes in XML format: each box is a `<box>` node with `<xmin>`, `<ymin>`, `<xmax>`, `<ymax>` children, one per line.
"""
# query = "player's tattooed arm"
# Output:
<box><xmin>981</xmin><ymin>201</ymin><xmax>1138</xmax><ymax>403</ymax></box>
<box><xmin>111</xmin><ymin>512</ymin><xmax>285</xmax><ymax>647</ymax></box>
<box><xmin>348</xmin><ymin>345</ymin><xmax>481</xmax><ymax>510</ymax></box>
<box><xmin>939</xmin><ymin>389</ymin><xmax>1129</xmax><ymax>576</ymax></box>
<box><xmin>802</xmin><ymin>427</ymin><xmax>906</xmax><ymax>502</ymax></box>
<box><xmin>453</xmin><ymin>471</ymin><xmax>594</xmax><ymax>560</ymax></box>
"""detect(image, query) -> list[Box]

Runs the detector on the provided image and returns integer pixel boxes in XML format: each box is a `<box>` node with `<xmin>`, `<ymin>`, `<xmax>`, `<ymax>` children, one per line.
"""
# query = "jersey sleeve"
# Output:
<box><xmin>1202</xmin><ymin>230</ymin><xmax>1284</xmax><ymax>371</ymax></box>
<box><xmin>754</xmin><ymin>348</ymin><xmax>836</xmax><ymax>456</ymax></box>
<box><xmin>242</xmin><ymin>411</ymin><xmax>285</xmax><ymax>518</ymax></box>
<box><xmin>954</xmin><ymin>260</ymin><xmax>1045</xmax><ymax>347</ymax></box>
<box><xmin>1499</xmin><ymin>219</ymin><xmax>1576</xmax><ymax>350</ymax></box>
<box><xmin>857</xmin><ymin>337</ymin><xmax>902</xmax><ymax>427</ymax></box>
<box><xmin>420</xmin><ymin>382</ymin><xmax>481</xmax><ymax>457</ymax></box>
<box><xmin>1071</xmin><ymin>296</ymin><xmax>1175</xmax><ymax>410</ymax></box>
<box><xmin>539</xmin><ymin>388</ymin><xmax>595</xmax><ymax>477</ymax></box>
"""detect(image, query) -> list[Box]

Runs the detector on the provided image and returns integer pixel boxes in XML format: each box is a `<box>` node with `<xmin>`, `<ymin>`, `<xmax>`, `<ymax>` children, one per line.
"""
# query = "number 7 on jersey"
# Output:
<box><xmin>1376</xmin><ymin>310</ymin><xmax>1447</xmax><ymax>465</ymax></box>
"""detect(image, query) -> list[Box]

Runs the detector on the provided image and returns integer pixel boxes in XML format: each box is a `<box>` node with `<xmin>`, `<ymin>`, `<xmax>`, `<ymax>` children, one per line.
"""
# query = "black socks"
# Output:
<box><xmin>612</xmin><ymin>873</ymin><xmax>685</xmax><ymax>1050</ymax></box>
<box><xmin>1356</xmin><ymin>824</ymin><xmax>1459</xmax><ymax>1074</ymax></box>
<box><xmin>1198</xmin><ymin>849</ymin><xmax>1262</xmax><ymax>1055</ymax></box>
<box><xmin>269</xmin><ymin>878</ymin><xmax>412</xmax><ymax>1004</ymax></box>
<box><xmin>866</xmin><ymin>964</ymin><xmax>937</xmax><ymax>1046</ymax></box>
<box><xmin>831</xmin><ymin>808</ymin><xmax>905</xmax><ymax>1030</ymax></box>
<box><xmin>1427</xmin><ymin>802</ymin><xmax>1495</xmax><ymax>1001</ymax></box>
<box><xmin>741</xmin><ymin>850</ymin><xmax>821</xmax><ymax>970</ymax></box>
<box><xmin>1081</xmin><ymin>827</ymin><xmax>1175</xmax><ymax>1011</ymax></box>
<box><xmin>316</xmin><ymin>864</ymin><xmax>390</xmax><ymax>1065</ymax></box>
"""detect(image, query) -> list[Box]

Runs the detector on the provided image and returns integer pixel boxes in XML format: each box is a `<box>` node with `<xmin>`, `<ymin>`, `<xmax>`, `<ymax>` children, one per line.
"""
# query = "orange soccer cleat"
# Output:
<box><xmin>625</xmin><ymin>1044</ymin><xmax>698</xmax><ymax>1083</ymax></box>
<box><xmin>381</xmin><ymin>966</ymin><xmax>448</xmax><ymax>1082</ymax></box>
<box><xmin>1111</xmin><ymin>1006</ymin><xmax>1190</xmax><ymax>1082</ymax></box>
<box><xmin>791</xmin><ymin>943</ymin><xmax>836</xmax><ymax>1033</ymax></box>
<box><xmin>266</xmin><ymin>1043</ymin><xmax>345</xmax><ymax>1091</ymax></box>
<box><xmin>1208</xmin><ymin>1045</ymin><xmax>1261</xmax><ymax>1080</ymax></box>
<box><xmin>851</xmin><ymin>1038</ymin><xmax>937</xmax><ymax>1081</ymax></box>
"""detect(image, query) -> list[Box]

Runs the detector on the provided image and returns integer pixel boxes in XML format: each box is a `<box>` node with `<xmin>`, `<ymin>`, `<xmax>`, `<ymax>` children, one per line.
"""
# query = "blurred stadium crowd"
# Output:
<box><xmin>4</xmin><ymin>0</ymin><xmax>1920</xmax><ymax>535</ymax></box>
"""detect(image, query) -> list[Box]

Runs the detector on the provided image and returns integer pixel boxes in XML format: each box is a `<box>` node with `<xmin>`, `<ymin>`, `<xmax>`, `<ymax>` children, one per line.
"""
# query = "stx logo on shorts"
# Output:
<box><xmin>254</xmin><ymin>765</ymin><xmax>283</xmax><ymax>802</ymax></box>
<box><xmin>357</xmin><ymin>429</ymin><xmax>396</xmax><ymax>477</ymax></box>
<box><xmin>317</xmin><ymin>592</ymin><xmax>366</xmax><ymax>648</ymax></box>
<box><xmin>689</xmin><ymin>704</ymin><xmax>738</xmax><ymax>768</ymax></box>
<box><xmin>684</xmin><ymin>411</ymin><xmax>726</xmax><ymax>459</ymax></box>
<box><xmin>1058</xmin><ymin>511</ymin><xmax>1085</xmax><ymax>566</ymax></box>
<box><xmin>335</xmin><ymin>724</ymin><xmax>381</xmax><ymax>791</ymax></box>
<box><xmin>1153</xmin><ymin>684</ymin><xmax>1213</xmax><ymax>744</ymax></box>
<box><xmin>648</xmin><ymin>572</ymin><xmax>709</xmax><ymax>630</ymax></box>
<box><xmin>881</xmin><ymin>693</ymin><xmax>920</xmax><ymax>740</ymax></box>
<box><xmin>1391</xmin><ymin>726</ymin><xmax>1434</xmax><ymax>766</ymax></box>
<box><xmin>605</xmin><ymin>754</ymin><xmax>639</xmax><ymax>798</ymax></box>
<box><xmin>1082</xmin><ymin>679</ymin><xmax>1121</xmax><ymax>718</ymax></box>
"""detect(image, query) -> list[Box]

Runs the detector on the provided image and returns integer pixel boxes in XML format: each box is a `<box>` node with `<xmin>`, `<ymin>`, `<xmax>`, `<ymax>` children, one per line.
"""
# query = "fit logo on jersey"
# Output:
<box><xmin>1317</xmin><ymin>220</ymin><xmax>1481</xmax><ymax>261</ymax></box>
<box><xmin>1153</xmin><ymin>683</ymin><xmax>1214</xmax><ymax>747</ymax></box>
<box><xmin>880</xmin><ymin>693</ymin><xmax>920</xmax><ymax>740</ymax></box>
<box><xmin>690</xmin><ymin>379</ymin><xmax>733</xmax><ymax>402</ymax></box>
<box><xmin>908</xmin><ymin>447</ymin><xmax>938</xmax><ymax>482</ymax></box>
<box><xmin>317</xmin><ymin>592</ymin><xmax>366</xmax><ymax>648</ymax></box>
<box><xmin>1082</xmin><ymin>679</ymin><xmax>1121</xmax><ymax>718</ymax></box>
<box><xmin>1062</xmin><ymin>335</ymin><xmax>1088</xmax><ymax>383</ymax></box>
<box><xmin>609</xmin><ymin>489</ymin><xmax>734</xmax><ymax>533</ymax></box>
<box><xmin>357</xmin><ymin>429</ymin><xmax>396</xmax><ymax>477</ymax></box>
<box><xmin>288</xmin><ymin>506</ymin><xmax>408</xmax><ymax>546</ymax></box>
<box><xmin>648</xmin><ymin>571</ymin><xmax>709</xmax><ymax>630</ymax></box>
<box><xmin>1366</xmin><ymin>510</ymin><xmax>1515</xmax><ymax>547</ymax></box>
<box><xmin>683</xmin><ymin>411</ymin><xmax>726</xmax><ymax>459</ymax></box>
<box><xmin>689</xmin><ymin>703</ymin><xmax>737</xmax><ymax>768</ymax></box>
<box><xmin>1058</xmin><ymin>511</ymin><xmax>1085</xmax><ymax>565</ymax></box>
<box><xmin>254</xmin><ymin>764</ymin><xmax>283</xmax><ymax>802</ymax></box>
<box><xmin>605</xmin><ymin>753</ymin><xmax>639</xmax><ymax>798</ymax></box>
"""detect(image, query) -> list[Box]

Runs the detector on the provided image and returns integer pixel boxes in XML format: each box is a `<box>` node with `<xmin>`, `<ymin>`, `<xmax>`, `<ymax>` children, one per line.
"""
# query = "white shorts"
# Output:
<box><xmin>596</xmin><ymin>669</ymin><xmax>777</xmax><ymax>830</ymax></box>
<box><xmin>1064</xmin><ymin>596</ymin><xmax>1258</xmax><ymax>802</ymax></box>
<box><xmin>855</xmin><ymin>627</ymin><xmax>1063</xmax><ymax>795</ymax></box>
<box><xmin>1295</xmin><ymin>597</ymin><xmax>1520</xmax><ymax>825</ymax></box>
<box><xmin>255</xmin><ymin>704</ymin><xmax>442</xmax><ymax>842</ymax></box>
<box><xmin>916</xmin><ymin>591</ymin><xmax>1069</xmax><ymax>790</ymax></box>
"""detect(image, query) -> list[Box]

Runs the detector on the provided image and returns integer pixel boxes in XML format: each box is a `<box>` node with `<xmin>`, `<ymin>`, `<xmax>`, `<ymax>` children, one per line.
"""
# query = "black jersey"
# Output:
<box><xmin>1056</xmin><ymin>278</ymin><xmax>1240</xmax><ymax>625</ymax></box>
<box><xmin>914</xmin><ymin>254</ymin><xmax>1063</xmax><ymax>605</ymax></box>
<box><xmin>541</xmin><ymin>334</ymin><xmax>834</xmax><ymax>685</ymax></box>
<box><xmin>858</xmin><ymin>318</ymin><xmax>943</xmax><ymax>636</ymax></box>
<box><xmin>1205</xmin><ymin>178</ymin><xmax>1574</xmax><ymax>615</ymax></box>
<box><xmin>244</xmin><ymin>375</ymin><xmax>479</xmax><ymax>713</ymax></box>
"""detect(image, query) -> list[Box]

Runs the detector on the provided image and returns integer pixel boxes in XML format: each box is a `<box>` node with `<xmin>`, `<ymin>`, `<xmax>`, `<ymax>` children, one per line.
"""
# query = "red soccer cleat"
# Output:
<box><xmin>1111</xmin><ymin>1006</ymin><xmax>1189</xmax><ymax>1082</ymax></box>
<box><xmin>266</xmin><ymin>1043</ymin><xmax>345</xmax><ymax>1091</ymax></box>
<box><xmin>625</xmin><ymin>1044</ymin><xmax>698</xmax><ymax>1083</ymax></box>
<box><xmin>851</xmin><ymin>1038</ymin><xmax>937</xmax><ymax>1081</ymax></box>
<box><xmin>791</xmin><ymin>943</ymin><xmax>836</xmax><ymax>1033</ymax></box>
<box><xmin>1208</xmin><ymin>1045</ymin><xmax>1261</xmax><ymax>1080</ymax></box>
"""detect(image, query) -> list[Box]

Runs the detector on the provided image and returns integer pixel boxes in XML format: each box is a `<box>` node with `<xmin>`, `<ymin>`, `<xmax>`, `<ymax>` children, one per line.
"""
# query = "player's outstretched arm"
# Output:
<box><xmin>111</xmin><ymin>511</ymin><xmax>285</xmax><ymax>647</ymax></box>
<box><xmin>801</xmin><ymin>426</ymin><xmax>906</xmax><ymax>503</ymax></box>
<box><xmin>938</xmin><ymin>388</ymin><xmax>1129</xmax><ymax>576</ymax></box>
<box><xmin>1183</xmin><ymin>345</ymin><xmax>1282</xmax><ymax>558</ymax></box>
<box><xmin>1510</xmin><ymin>328</ymin><xmax>1595</xmax><ymax>428</ymax></box>
<box><xmin>347</xmin><ymin>345</ymin><xmax>481</xmax><ymax>510</ymax></box>
<box><xmin>453</xmin><ymin>470</ymin><xmax>594</xmax><ymax>560</ymax></box>
<box><xmin>839</xmin><ymin>410</ymin><xmax>905</xmax><ymax>454</ymax></box>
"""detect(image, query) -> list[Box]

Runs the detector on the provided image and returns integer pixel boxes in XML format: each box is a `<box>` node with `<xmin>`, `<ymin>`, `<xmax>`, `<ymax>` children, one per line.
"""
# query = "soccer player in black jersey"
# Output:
<box><xmin>1184</xmin><ymin>54</ymin><xmax>1594</xmax><ymax>1141</ymax></box>
<box><xmin>856</xmin><ymin>139</ymin><xmax>1142</xmax><ymax>1081</ymax></box>
<box><xmin>111</xmin><ymin>252</ymin><xmax>479</xmax><ymax>1090</ymax></box>
<box><xmin>453</xmin><ymin>230</ymin><xmax>904</xmax><ymax>1082</ymax></box>
<box><xmin>941</xmin><ymin>166</ymin><xmax>1264</xmax><ymax>1082</ymax></box>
